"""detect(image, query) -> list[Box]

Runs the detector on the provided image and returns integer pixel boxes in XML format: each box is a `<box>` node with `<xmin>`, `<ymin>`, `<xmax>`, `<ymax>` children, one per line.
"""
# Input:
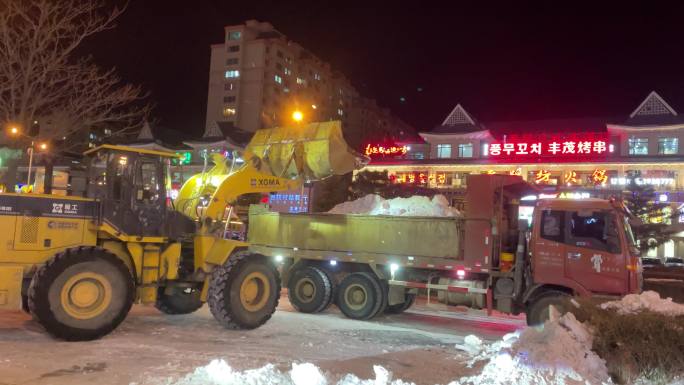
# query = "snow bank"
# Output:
<box><xmin>452</xmin><ymin>313</ymin><xmax>611</xmax><ymax>385</ymax></box>
<box><xmin>329</xmin><ymin>194</ymin><xmax>461</xmax><ymax>217</ymax></box>
<box><xmin>171</xmin><ymin>359</ymin><xmax>414</xmax><ymax>385</ymax></box>
<box><xmin>599</xmin><ymin>290</ymin><xmax>684</xmax><ymax>316</ymax></box>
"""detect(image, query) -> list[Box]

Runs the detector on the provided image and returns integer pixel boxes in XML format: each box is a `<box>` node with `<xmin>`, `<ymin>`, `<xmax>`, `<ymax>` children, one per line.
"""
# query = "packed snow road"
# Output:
<box><xmin>0</xmin><ymin>296</ymin><xmax>521</xmax><ymax>385</ymax></box>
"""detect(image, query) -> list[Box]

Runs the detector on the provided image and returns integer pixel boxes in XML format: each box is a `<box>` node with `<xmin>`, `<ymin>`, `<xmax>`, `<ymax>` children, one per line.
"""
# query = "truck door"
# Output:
<box><xmin>564</xmin><ymin>210</ymin><xmax>627</xmax><ymax>294</ymax></box>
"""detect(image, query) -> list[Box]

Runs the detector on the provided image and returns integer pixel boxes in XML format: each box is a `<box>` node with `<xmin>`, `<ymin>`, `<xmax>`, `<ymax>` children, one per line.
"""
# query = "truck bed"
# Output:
<box><xmin>247</xmin><ymin>205</ymin><xmax>462</xmax><ymax>259</ymax></box>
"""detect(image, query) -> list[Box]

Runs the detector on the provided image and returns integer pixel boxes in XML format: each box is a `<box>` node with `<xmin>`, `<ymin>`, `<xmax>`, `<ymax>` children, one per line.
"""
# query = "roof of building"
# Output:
<box><xmin>621</xmin><ymin>91</ymin><xmax>684</xmax><ymax>126</ymax></box>
<box><xmin>428</xmin><ymin>104</ymin><xmax>484</xmax><ymax>134</ymax></box>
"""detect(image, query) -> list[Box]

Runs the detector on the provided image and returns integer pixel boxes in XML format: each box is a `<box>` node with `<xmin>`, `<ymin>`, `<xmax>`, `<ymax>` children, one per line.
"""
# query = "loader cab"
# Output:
<box><xmin>84</xmin><ymin>145</ymin><xmax>189</xmax><ymax>238</ymax></box>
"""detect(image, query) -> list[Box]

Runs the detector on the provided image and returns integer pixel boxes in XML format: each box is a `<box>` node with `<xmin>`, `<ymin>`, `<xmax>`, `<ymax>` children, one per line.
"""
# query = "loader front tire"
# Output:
<box><xmin>155</xmin><ymin>287</ymin><xmax>203</xmax><ymax>315</ymax></box>
<box><xmin>288</xmin><ymin>265</ymin><xmax>332</xmax><ymax>313</ymax></box>
<box><xmin>28</xmin><ymin>247</ymin><xmax>134</xmax><ymax>341</ymax></box>
<box><xmin>208</xmin><ymin>253</ymin><xmax>280</xmax><ymax>329</ymax></box>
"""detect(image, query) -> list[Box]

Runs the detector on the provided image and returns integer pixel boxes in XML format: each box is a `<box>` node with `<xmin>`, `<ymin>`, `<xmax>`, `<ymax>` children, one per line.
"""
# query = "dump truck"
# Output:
<box><xmin>248</xmin><ymin>174</ymin><xmax>642</xmax><ymax>324</ymax></box>
<box><xmin>0</xmin><ymin>121</ymin><xmax>361</xmax><ymax>340</ymax></box>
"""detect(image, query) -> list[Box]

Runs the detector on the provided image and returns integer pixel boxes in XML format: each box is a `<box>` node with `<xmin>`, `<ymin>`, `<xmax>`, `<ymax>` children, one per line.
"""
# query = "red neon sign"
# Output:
<box><xmin>365</xmin><ymin>143</ymin><xmax>409</xmax><ymax>157</ymax></box>
<box><xmin>486</xmin><ymin>134</ymin><xmax>609</xmax><ymax>162</ymax></box>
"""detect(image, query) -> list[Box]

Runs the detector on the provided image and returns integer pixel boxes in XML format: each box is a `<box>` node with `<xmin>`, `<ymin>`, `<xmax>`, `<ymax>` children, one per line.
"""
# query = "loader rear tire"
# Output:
<box><xmin>287</xmin><ymin>266</ymin><xmax>332</xmax><ymax>313</ymax></box>
<box><xmin>28</xmin><ymin>246</ymin><xmax>134</xmax><ymax>341</ymax></box>
<box><xmin>155</xmin><ymin>287</ymin><xmax>203</xmax><ymax>315</ymax></box>
<box><xmin>208</xmin><ymin>253</ymin><xmax>280</xmax><ymax>329</ymax></box>
<box><xmin>336</xmin><ymin>272</ymin><xmax>384</xmax><ymax>320</ymax></box>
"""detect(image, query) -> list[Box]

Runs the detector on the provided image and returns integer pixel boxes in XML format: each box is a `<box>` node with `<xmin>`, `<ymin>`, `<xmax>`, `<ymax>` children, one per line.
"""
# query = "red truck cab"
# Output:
<box><xmin>529</xmin><ymin>198</ymin><xmax>642</xmax><ymax>298</ymax></box>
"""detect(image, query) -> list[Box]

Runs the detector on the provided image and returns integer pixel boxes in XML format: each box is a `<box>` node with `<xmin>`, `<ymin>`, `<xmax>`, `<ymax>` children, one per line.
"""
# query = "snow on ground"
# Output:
<box><xmin>328</xmin><ymin>194</ymin><xmax>461</xmax><ymax>217</ymax></box>
<box><xmin>599</xmin><ymin>290</ymin><xmax>684</xmax><ymax>316</ymax></box>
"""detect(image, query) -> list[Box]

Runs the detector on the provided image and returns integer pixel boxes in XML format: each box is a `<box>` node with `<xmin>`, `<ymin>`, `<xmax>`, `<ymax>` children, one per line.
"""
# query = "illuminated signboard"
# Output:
<box><xmin>485</xmin><ymin>134</ymin><xmax>609</xmax><ymax>162</ymax></box>
<box><xmin>172</xmin><ymin>151</ymin><xmax>192</xmax><ymax>165</ymax></box>
<box><xmin>391</xmin><ymin>171</ymin><xmax>428</xmax><ymax>184</ymax></box>
<box><xmin>364</xmin><ymin>144</ymin><xmax>409</xmax><ymax>157</ymax></box>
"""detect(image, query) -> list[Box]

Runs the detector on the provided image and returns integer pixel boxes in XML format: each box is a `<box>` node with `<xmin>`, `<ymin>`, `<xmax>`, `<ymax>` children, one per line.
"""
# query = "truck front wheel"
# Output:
<box><xmin>526</xmin><ymin>291</ymin><xmax>571</xmax><ymax>326</ymax></box>
<box><xmin>28</xmin><ymin>246</ymin><xmax>135</xmax><ymax>341</ymax></box>
<box><xmin>287</xmin><ymin>266</ymin><xmax>332</xmax><ymax>313</ymax></box>
<box><xmin>208</xmin><ymin>253</ymin><xmax>280</xmax><ymax>329</ymax></box>
<box><xmin>336</xmin><ymin>272</ymin><xmax>384</xmax><ymax>320</ymax></box>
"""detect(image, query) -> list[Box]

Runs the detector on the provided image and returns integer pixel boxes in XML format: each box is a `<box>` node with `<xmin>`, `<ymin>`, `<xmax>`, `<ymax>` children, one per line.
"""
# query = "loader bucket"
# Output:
<box><xmin>245</xmin><ymin>121</ymin><xmax>365</xmax><ymax>180</ymax></box>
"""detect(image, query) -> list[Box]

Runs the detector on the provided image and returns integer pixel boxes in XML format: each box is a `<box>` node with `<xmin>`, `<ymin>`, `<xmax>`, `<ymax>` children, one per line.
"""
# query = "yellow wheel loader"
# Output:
<box><xmin>0</xmin><ymin>121</ymin><xmax>361</xmax><ymax>341</ymax></box>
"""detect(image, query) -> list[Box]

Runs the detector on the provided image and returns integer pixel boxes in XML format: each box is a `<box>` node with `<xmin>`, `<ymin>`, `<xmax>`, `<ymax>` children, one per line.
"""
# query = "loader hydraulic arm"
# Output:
<box><xmin>174</xmin><ymin>121</ymin><xmax>364</xmax><ymax>235</ymax></box>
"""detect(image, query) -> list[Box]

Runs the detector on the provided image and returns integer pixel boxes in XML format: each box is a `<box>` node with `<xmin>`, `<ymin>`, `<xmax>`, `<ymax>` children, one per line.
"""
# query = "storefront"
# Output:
<box><xmin>361</xmin><ymin>91</ymin><xmax>684</xmax><ymax>259</ymax></box>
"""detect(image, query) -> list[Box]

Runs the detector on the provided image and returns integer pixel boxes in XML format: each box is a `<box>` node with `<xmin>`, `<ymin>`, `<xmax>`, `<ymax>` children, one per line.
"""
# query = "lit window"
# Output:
<box><xmin>223</xmin><ymin>107</ymin><xmax>236</xmax><ymax>117</ymax></box>
<box><xmin>227</xmin><ymin>31</ymin><xmax>241</xmax><ymax>40</ymax></box>
<box><xmin>225</xmin><ymin>70</ymin><xmax>240</xmax><ymax>78</ymax></box>
<box><xmin>228</xmin><ymin>45</ymin><xmax>240</xmax><ymax>53</ymax></box>
<box><xmin>296</xmin><ymin>77</ymin><xmax>306</xmax><ymax>85</ymax></box>
<box><xmin>314</xmin><ymin>73</ymin><xmax>321</xmax><ymax>80</ymax></box>
<box><xmin>482</xmin><ymin>143</ymin><xmax>489</xmax><ymax>156</ymax></box>
<box><xmin>274</xmin><ymin>75</ymin><xmax>283</xmax><ymax>84</ymax></box>
<box><xmin>226</xmin><ymin>58</ymin><xmax>239</xmax><ymax>65</ymax></box>
<box><xmin>337</xmin><ymin>108</ymin><xmax>343</xmax><ymax>116</ymax></box>
<box><xmin>225</xmin><ymin>82</ymin><xmax>235</xmax><ymax>91</ymax></box>
<box><xmin>658</xmin><ymin>138</ymin><xmax>678</xmax><ymax>155</ymax></box>
<box><xmin>284</xmin><ymin>68</ymin><xmax>292</xmax><ymax>75</ymax></box>
<box><xmin>628</xmin><ymin>138</ymin><xmax>648</xmax><ymax>155</ymax></box>
<box><xmin>104</xmin><ymin>129</ymin><xmax>112</xmax><ymax>136</ymax></box>
<box><xmin>436</xmin><ymin>144</ymin><xmax>452</xmax><ymax>158</ymax></box>
<box><xmin>458</xmin><ymin>143</ymin><xmax>473</xmax><ymax>158</ymax></box>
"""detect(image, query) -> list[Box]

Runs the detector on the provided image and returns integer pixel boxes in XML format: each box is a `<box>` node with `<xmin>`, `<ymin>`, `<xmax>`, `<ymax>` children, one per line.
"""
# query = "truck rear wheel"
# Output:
<box><xmin>386</xmin><ymin>293</ymin><xmax>416</xmax><ymax>314</ymax></box>
<box><xmin>336</xmin><ymin>272</ymin><xmax>384</xmax><ymax>320</ymax></box>
<box><xmin>208</xmin><ymin>253</ymin><xmax>280</xmax><ymax>329</ymax></box>
<box><xmin>28</xmin><ymin>246</ymin><xmax>134</xmax><ymax>341</ymax></box>
<box><xmin>155</xmin><ymin>287</ymin><xmax>203</xmax><ymax>315</ymax></box>
<box><xmin>287</xmin><ymin>266</ymin><xmax>332</xmax><ymax>313</ymax></box>
<box><xmin>526</xmin><ymin>292</ymin><xmax>571</xmax><ymax>326</ymax></box>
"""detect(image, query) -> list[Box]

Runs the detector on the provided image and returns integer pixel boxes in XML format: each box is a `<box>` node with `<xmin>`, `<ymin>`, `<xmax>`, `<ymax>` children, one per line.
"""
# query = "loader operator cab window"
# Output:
<box><xmin>569</xmin><ymin>210</ymin><xmax>620</xmax><ymax>253</ymax></box>
<box><xmin>136</xmin><ymin>161</ymin><xmax>161</xmax><ymax>204</ymax></box>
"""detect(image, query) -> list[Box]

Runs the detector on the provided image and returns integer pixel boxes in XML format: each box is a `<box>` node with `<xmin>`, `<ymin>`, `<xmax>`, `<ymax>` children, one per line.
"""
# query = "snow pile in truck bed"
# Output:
<box><xmin>328</xmin><ymin>194</ymin><xmax>461</xmax><ymax>217</ymax></box>
<box><xmin>452</xmin><ymin>313</ymin><xmax>610</xmax><ymax>385</ymax></box>
<box><xmin>599</xmin><ymin>290</ymin><xmax>684</xmax><ymax>316</ymax></box>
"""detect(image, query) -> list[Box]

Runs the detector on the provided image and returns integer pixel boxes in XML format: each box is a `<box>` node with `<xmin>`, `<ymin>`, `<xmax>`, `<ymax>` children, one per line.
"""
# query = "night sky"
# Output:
<box><xmin>85</xmin><ymin>1</ymin><xmax>684</xmax><ymax>138</ymax></box>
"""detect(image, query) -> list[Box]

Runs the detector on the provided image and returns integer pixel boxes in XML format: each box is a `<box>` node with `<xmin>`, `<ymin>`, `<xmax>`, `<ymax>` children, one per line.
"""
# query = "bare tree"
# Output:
<box><xmin>0</xmin><ymin>0</ymin><xmax>150</xmax><ymax>150</ymax></box>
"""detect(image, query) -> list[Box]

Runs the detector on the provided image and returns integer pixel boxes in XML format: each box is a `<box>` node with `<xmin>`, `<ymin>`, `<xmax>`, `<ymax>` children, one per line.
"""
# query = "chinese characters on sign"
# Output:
<box><xmin>364</xmin><ymin>144</ymin><xmax>409</xmax><ymax>157</ymax></box>
<box><xmin>591</xmin><ymin>169</ymin><xmax>608</xmax><ymax>185</ymax></box>
<box><xmin>535</xmin><ymin>169</ymin><xmax>551</xmax><ymax>184</ymax></box>
<box><xmin>486</xmin><ymin>134</ymin><xmax>609</xmax><ymax>162</ymax></box>
<box><xmin>564</xmin><ymin>171</ymin><xmax>578</xmax><ymax>184</ymax></box>
<box><xmin>392</xmin><ymin>172</ymin><xmax>452</xmax><ymax>185</ymax></box>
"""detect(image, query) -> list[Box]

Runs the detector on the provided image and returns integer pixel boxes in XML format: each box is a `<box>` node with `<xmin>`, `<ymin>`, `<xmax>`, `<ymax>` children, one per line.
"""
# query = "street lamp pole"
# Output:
<box><xmin>26</xmin><ymin>141</ymin><xmax>34</xmax><ymax>186</ymax></box>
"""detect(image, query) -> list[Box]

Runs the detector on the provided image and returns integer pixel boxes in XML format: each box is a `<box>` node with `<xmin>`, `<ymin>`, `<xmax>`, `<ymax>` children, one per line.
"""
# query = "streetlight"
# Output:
<box><xmin>7</xmin><ymin>127</ymin><xmax>48</xmax><ymax>187</ymax></box>
<box><xmin>292</xmin><ymin>110</ymin><xmax>303</xmax><ymax>123</ymax></box>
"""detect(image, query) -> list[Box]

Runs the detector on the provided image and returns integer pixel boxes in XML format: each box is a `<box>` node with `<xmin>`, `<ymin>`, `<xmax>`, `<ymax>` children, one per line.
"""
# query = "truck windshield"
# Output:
<box><xmin>623</xmin><ymin>217</ymin><xmax>637</xmax><ymax>247</ymax></box>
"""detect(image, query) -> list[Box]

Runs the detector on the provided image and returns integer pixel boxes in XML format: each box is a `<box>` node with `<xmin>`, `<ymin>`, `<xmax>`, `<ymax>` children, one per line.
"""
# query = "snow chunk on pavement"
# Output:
<box><xmin>329</xmin><ymin>194</ymin><xmax>461</xmax><ymax>217</ymax></box>
<box><xmin>600</xmin><ymin>290</ymin><xmax>684</xmax><ymax>316</ymax></box>
<box><xmin>452</xmin><ymin>313</ymin><xmax>611</xmax><ymax>385</ymax></box>
<box><xmin>171</xmin><ymin>359</ymin><xmax>414</xmax><ymax>385</ymax></box>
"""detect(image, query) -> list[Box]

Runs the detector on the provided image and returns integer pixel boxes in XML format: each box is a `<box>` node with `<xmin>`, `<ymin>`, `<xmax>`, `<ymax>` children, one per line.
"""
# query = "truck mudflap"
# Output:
<box><xmin>388</xmin><ymin>279</ymin><xmax>493</xmax><ymax>316</ymax></box>
<box><xmin>0</xmin><ymin>266</ymin><xmax>24</xmax><ymax>311</ymax></box>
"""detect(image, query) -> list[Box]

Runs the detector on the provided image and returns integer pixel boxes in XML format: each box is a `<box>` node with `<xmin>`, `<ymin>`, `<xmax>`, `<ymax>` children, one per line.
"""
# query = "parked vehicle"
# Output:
<box><xmin>664</xmin><ymin>257</ymin><xmax>684</xmax><ymax>268</ymax></box>
<box><xmin>248</xmin><ymin>174</ymin><xmax>642</xmax><ymax>326</ymax></box>
<box><xmin>642</xmin><ymin>258</ymin><xmax>664</xmax><ymax>269</ymax></box>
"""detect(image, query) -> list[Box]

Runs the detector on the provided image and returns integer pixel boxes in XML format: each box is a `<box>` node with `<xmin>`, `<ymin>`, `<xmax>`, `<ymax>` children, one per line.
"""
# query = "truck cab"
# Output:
<box><xmin>529</xmin><ymin>198</ymin><xmax>641</xmax><ymax>298</ymax></box>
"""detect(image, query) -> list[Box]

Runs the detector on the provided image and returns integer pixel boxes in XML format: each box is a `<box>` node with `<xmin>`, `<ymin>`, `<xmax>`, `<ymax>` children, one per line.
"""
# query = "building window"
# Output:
<box><xmin>658</xmin><ymin>138</ymin><xmax>678</xmax><ymax>155</ymax></box>
<box><xmin>628</xmin><ymin>138</ymin><xmax>648</xmax><ymax>155</ymax></box>
<box><xmin>274</xmin><ymin>75</ymin><xmax>283</xmax><ymax>84</ymax></box>
<box><xmin>314</xmin><ymin>73</ymin><xmax>321</xmax><ymax>80</ymax></box>
<box><xmin>227</xmin><ymin>31</ymin><xmax>241</xmax><ymax>40</ymax></box>
<box><xmin>225</xmin><ymin>70</ymin><xmax>240</xmax><ymax>78</ymax></box>
<box><xmin>223</xmin><ymin>96</ymin><xmax>236</xmax><ymax>103</ymax></box>
<box><xmin>337</xmin><ymin>108</ymin><xmax>344</xmax><ymax>116</ymax></box>
<box><xmin>227</xmin><ymin>45</ymin><xmax>240</xmax><ymax>53</ymax></box>
<box><xmin>225</xmin><ymin>82</ymin><xmax>235</xmax><ymax>91</ymax></box>
<box><xmin>436</xmin><ymin>144</ymin><xmax>452</xmax><ymax>158</ymax></box>
<box><xmin>277</xmin><ymin>50</ymin><xmax>283</xmax><ymax>58</ymax></box>
<box><xmin>223</xmin><ymin>107</ymin><xmax>236</xmax><ymax>117</ymax></box>
<box><xmin>104</xmin><ymin>129</ymin><xmax>112</xmax><ymax>136</ymax></box>
<box><xmin>276</xmin><ymin>63</ymin><xmax>283</xmax><ymax>71</ymax></box>
<box><xmin>284</xmin><ymin>68</ymin><xmax>292</xmax><ymax>75</ymax></box>
<box><xmin>458</xmin><ymin>143</ymin><xmax>473</xmax><ymax>158</ymax></box>
<box><xmin>226</xmin><ymin>58</ymin><xmax>239</xmax><ymax>65</ymax></box>
<box><xmin>296</xmin><ymin>77</ymin><xmax>306</xmax><ymax>85</ymax></box>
